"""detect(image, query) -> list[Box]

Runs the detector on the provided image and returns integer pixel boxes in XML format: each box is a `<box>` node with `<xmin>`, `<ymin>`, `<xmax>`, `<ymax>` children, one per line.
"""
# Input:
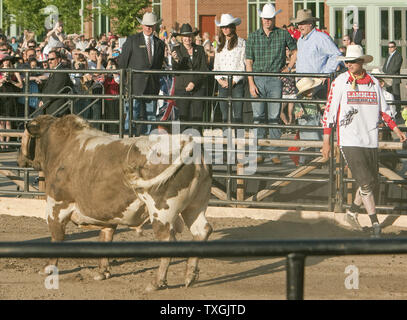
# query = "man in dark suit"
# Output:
<box><xmin>38</xmin><ymin>50</ymin><xmax>73</xmax><ymax>116</ymax></box>
<box><xmin>383</xmin><ymin>41</ymin><xmax>403</xmax><ymax>117</ymax></box>
<box><xmin>349</xmin><ymin>23</ymin><xmax>363</xmax><ymax>45</ymax></box>
<box><xmin>118</xmin><ymin>12</ymin><xmax>165</xmax><ymax>135</ymax></box>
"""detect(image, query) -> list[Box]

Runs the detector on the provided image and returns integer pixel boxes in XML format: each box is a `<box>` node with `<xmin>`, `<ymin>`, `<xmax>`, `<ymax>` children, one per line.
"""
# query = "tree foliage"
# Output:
<box><xmin>2</xmin><ymin>0</ymin><xmax>151</xmax><ymax>37</ymax></box>
<box><xmin>3</xmin><ymin>0</ymin><xmax>93</xmax><ymax>36</ymax></box>
<box><xmin>3</xmin><ymin>0</ymin><xmax>45</xmax><ymax>35</ymax></box>
<box><xmin>99</xmin><ymin>0</ymin><xmax>151</xmax><ymax>36</ymax></box>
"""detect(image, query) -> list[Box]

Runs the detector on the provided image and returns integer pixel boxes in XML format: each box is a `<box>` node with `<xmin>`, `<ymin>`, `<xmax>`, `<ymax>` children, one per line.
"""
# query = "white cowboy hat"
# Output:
<box><xmin>296</xmin><ymin>77</ymin><xmax>323</xmax><ymax>96</ymax></box>
<box><xmin>136</xmin><ymin>12</ymin><xmax>162</xmax><ymax>26</ymax></box>
<box><xmin>258</xmin><ymin>3</ymin><xmax>282</xmax><ymax>19</ymax></box>
<box><xmin>215</xmin><ymin>14</ymin><xmax>241</xmax><ymax>27</ymax></box>
<box><xmin>337</xmin><ymin>45</ymin><xmax>373</xmax><ymax>63</ymax></box>
<box><xmin>290</xmin><ymin>9</ymin><xmax>319</xmax><ymax>24</ymax></box>
<box><xmin>371</xmin><ymin>68</ymin><xmax>393</xmax><ymax>87</ymax></box>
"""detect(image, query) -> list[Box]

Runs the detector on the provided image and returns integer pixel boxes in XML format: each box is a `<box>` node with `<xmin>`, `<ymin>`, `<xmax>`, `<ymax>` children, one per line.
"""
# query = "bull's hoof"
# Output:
<box><xmin>145</xmin><ymin>280</ymin><xmax>168</xmax><ymax>292</ymax></box>
<box><xmin>38</xmin><ymin>265</ymin><xmax>56</xmax><ymax>276</ymax></box>
<box><xmin>93</xmin><ymin>271</ymin><xmax>111</xmax><ymax>281</ymax></box>
<box><xmin>185</xmin><ymin>268</ymin><xmax>200</xmax><ymax>288</ymax></box>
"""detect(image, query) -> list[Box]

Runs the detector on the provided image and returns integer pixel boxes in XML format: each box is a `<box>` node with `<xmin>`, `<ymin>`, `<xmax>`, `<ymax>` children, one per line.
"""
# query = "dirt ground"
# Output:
<box><xmin>1</xmin><ymin>214</ymin><xmax>407</xmax><ymax>300</ymax></box>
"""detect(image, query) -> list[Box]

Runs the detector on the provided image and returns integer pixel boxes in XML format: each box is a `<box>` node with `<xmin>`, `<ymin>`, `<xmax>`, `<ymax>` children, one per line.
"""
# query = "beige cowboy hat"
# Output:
<box><xmin>215</xmin><ymin>14</ymin><xmax>241</xmax><ymax>27</ymax></box>
<box><xmin>290</xmin><ymin>9</ymin><xmax>319</xmax><ymax>24</ymax></box>
<box><xmin>296</xmin><ymin>77</ymin><xmax>323</xmax><ymax>96</ymax></box>
<box><xmin>371</xmin><ymin>68</ymin><xmax>393</xmax><ymax>87</ymax></box>
<box><xmin>258</xmin><ymin>3</ymin><xmax>282</xmax><ymax>19</ymax></box>
<box><xmin>337</xmin><ymin>44</ymin><xmax>373</xmax><ymax>63</ymax></box>
<box><xmin>136</xmin><ymin>12</ymin><xmax>162</xmax><ymax>26</ymax></box>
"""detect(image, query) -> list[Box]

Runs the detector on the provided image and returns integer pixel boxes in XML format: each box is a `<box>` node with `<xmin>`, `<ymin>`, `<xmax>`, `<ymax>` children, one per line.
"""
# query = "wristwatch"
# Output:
<box><xmin>287</xmin><ymin>66</ymin><xmax>292</xmax><ymax>72</ymax></box>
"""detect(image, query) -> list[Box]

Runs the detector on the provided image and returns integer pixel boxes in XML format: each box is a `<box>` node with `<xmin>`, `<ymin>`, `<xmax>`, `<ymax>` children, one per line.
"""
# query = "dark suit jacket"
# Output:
<box><xmin>118</xmin><ymin>32</ymin><xmax>165</xmax><ymax>96</ymax></box>
<box><xmin>42</xmin><ymin>63</ymin><xmax>73</xmax><ymax>115</ymax></box>
<box><xmin>349</xmin><ymin>29</ymin><xmax>363</xmax><ymax>45</ymax></box>
<box><xmin>383</xmin><ymin>50</ymin><xmax>403</xmax><ymax>96</ymax></box>
<box><xmin>172</xmin><ymin>43</ymin><xmax>209</xmax><ymax>92</ymax></box>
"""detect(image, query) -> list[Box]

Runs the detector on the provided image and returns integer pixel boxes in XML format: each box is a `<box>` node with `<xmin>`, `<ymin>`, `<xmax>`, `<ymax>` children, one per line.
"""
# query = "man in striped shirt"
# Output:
<box><xmin>246</xmin><ymin>3</ymin><xmax>297</xmax><ymax>164</ymax></box>
<box><xmin>322</xmin><ymin>45</ymin><xmax>406</xmax><ymax>237</ymax></box>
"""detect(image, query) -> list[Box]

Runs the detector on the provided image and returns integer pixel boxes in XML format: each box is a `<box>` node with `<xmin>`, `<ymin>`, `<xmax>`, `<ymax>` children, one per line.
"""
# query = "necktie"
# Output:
<box><xmin>385</xmin><ymin>53</ymin><xmax>393</xmax><ymax>71</ymax></box>
<box><xmin>146</xmin><ymin>36</ymin><xmax>152</xmax><ymax>64</ymax></box>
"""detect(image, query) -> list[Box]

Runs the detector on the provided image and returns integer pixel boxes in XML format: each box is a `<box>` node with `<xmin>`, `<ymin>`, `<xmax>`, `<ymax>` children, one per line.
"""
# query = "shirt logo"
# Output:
<box><xmin>347</xmin><ymin>91</ymin><xmax>378</xmax><ymax>105</ymax></box>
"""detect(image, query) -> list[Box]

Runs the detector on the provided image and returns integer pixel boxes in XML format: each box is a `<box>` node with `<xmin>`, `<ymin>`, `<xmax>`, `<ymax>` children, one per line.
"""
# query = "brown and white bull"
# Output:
<box><xmin>17</xmin><ymin>114</ymin><xmax>213</xmax><ymax>291</ymax></box>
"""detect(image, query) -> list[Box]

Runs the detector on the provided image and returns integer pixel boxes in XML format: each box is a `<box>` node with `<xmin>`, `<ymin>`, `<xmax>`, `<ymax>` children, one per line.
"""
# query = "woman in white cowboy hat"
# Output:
<box><xmin>322</xmin><ymin>44</ymin><xmax>406</xmax><ymax>237</ymax></box>
<box><xmin>213</xmin><ymin>14</ymin><xmax>246</xmax><ymax>125</ymax></box>
<box><xmin>171</xmin><ymin>23</ymin><xmax>209</xmax><ymax>127</ymax></box>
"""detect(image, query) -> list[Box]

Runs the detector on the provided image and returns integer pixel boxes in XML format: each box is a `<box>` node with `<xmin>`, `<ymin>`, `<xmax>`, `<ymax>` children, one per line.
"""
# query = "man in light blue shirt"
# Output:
<box><xmin>291</xmin><ymin>9</ymin><xmax>341</xmax><ymax>97</ymax></box>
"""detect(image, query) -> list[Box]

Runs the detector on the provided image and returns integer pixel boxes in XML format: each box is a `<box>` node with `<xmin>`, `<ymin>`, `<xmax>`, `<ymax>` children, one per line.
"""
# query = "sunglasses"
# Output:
<box><xmin>388</xmin><ymin>46</ymin><xmax>396</xmax><ymax>48</ymax></box>
<box><xmin>47</xmin><ymin>58</ymin><xmax>57</xmax><ymax>61</ymax></box>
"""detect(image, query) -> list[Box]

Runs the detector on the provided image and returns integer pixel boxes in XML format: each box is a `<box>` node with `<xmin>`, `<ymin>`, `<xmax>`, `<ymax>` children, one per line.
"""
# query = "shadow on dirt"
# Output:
<box><xmin>6</xmin><ymin>212</ymin><xmax>407</xmax><ymax>288</ymax></box>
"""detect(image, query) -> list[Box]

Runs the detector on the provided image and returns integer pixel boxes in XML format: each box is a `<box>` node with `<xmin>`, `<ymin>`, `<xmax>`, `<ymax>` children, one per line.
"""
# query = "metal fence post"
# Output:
<box><xmin>119</xmin><ymin>68</ymin><xmax>124</xmax><ymax>138</ymax></box>
<box><xmin>226</xmin><ymin>74</ymin><xmax>233</xmax><ymax>200</ymax></box>
<box><xmin>128</xmin><ymin>69</ymin><xmax>133</xmax><ymax>137</ymax></box>
<box><xmin>286</xmin><ymin>253</ymin><xmax>305</xmax><ymax>300</ymax></box>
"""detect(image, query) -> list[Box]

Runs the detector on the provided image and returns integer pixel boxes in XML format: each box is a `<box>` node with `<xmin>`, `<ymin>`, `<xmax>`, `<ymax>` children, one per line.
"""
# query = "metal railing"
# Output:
<box><xmin>0</xmin><ymin>68</ymin><xmax>406</xmax><ymax>214</ymax></box>
<box><xmin>1</xmin><ymin>237</ymin><xmax>407</xmax><ymax>299</ymax></box>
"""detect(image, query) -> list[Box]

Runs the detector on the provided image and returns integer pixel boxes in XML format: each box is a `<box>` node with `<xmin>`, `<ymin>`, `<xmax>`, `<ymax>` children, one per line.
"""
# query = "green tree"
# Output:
<box><xmin>99</xmin><ymin>0</ymin><xmax>151</xmax><ymax>36</ymax></box>
<box><xmin>3</xmin><ymin>0</ymin><xmax>46</xmax><ymax>35</ymax></box>
<box><xmin>3</xmin><ymin>0</ymin><xmax>93</xmax><ymax>36</ymax></box>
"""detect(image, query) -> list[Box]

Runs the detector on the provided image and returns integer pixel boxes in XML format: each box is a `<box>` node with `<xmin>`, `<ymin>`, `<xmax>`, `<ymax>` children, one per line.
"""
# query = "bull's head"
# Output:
<box><xmin>17</xmin><ymin>115</ymin><xmax>56</xmax><ymax>170</ymax></box>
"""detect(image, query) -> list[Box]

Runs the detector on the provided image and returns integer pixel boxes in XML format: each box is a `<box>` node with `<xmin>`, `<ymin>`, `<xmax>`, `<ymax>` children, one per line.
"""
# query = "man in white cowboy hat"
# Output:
<box><xmin>246</xmin><ymin>3</ymin><xmax>297</xmax><ymax>164</ymax></box>
<box><xmin>291</xmin><ymin>9</ymin><xmax>341</xmax><ymax>98</ymax></box>
<box><xmin>118</xmin><ymin>12</ymin><xmax>165</xmax><ymax>136</ymax></box>
<box><xmin>322</xmin><ymin>44</ymin><xmax>407</xmax><ymax>237</ymax></box>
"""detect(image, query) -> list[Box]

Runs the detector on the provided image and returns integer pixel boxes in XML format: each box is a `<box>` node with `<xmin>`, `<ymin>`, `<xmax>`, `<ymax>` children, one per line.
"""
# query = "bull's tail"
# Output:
<box><xmin>130</xmin><ymin>137</ymin><xmax>195</xmax><ymax>190</ymax></box>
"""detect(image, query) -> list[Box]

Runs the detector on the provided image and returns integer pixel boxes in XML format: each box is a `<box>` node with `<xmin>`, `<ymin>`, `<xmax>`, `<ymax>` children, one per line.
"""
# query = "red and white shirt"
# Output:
<box><xmin>322</xmin><ymin>71</ymin><xmax>397</xmax><ymax>148</ymax></box>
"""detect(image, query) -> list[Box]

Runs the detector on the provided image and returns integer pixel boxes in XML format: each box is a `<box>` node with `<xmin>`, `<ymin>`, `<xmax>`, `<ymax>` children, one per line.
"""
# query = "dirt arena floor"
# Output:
<box><xmin>1</xmin><ymin>214</ymin><xmax>407</xmax><ymax>300</ymax></box>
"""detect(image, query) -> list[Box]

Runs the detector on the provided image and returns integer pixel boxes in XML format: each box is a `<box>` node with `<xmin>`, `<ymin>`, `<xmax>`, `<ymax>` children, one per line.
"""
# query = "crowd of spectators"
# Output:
<box><xmin>0</xmin><ymin>20</ymin><xmax>122</xmax><ymax>141</ymax></box>
<box><xmin>0</xmin><ymin>5</ymin><xmax>404</xmax><ymax>153</ymax></box>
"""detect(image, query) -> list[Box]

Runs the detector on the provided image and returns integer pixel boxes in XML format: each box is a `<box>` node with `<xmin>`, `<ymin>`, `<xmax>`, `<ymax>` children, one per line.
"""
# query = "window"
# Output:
<box><xmin>93</xmin><ymin>0</ymin><xmax>110</xmax><ymax>38</ymax></box>
<box><xmin>293</xmin><ymin>1</ymin><xmax>325</xmax><ymax>28</ymax></box>
<box><xmin>381</xmin><ymin>9</ymin><xmax>389</xmax><ymax>40</ymax></box>
<box><xmin>247</xmin><ymin>0</ymin><xmax>275</xmax><ymax>33</ymax></box>
<box><xmin>152</xmin><ymin>0</ymin><xmax>161</xmax><ymax>20</ymax></box>
<box><xmin>394</xmin><ymin>10</ymin><xmax>402</xmax><ymax>40</ymax></box>
<box><xmin>334</xmin><ymin>9</ymin><xmax>343</xmax><ymax>40</ymax></box>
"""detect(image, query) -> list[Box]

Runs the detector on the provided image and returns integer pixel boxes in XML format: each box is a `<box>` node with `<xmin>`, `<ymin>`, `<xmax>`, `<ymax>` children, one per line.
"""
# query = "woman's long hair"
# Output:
<box><xmin>217</xmin><ymin>24</ymin><xmax>238</xmax><ymax>53</ymax></box>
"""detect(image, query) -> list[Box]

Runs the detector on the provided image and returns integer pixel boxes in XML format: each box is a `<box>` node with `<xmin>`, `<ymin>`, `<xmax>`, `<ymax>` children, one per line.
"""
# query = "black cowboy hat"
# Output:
<box><xmin>173</xmin><ymin>23</ymin><xmax>199</xmax><ymax>37</ymax></box>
